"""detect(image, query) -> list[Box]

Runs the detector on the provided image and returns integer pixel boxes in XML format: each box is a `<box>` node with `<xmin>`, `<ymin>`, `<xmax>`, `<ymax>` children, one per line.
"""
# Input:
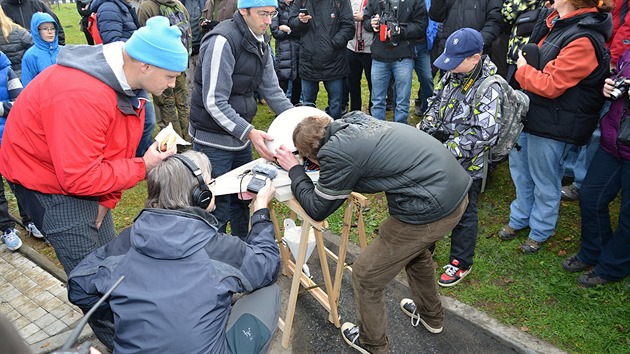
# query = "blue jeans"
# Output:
<box><xmin>370</xmin><ymin>58</ymin><xmax>414</xmax><ymax>124</ymax></box>
<box><xmin>136</xmin><ymin>99</ymin><xmax>157</xmax><ymax>157</ymax></box>
<box><xmin>413</xmin><ymin>43</ymin><xmax>433</xmax><ymax>114</ymax></box>
<box><xmin>577</xmin><ymin>146</ymin><xmax>630</xmax><ymax>281</ymax></box>
<box><xmin>193</xmin><ymin>143</ymin><xmax>252</xmax><ymax>238</ymax></box>
<box><xmin>508</xmin><ymin>132</ymin><xmax>573</xmax><ymax>243</ymax></box>
<box><xmin>301</xmin><ymin>78</ymin><xmax>344</xmax><ymax>119</ymax></box>
<box><xmin>564</xmin><ymin>126</ymin><xmax>601</xmax><ymax>189</ymax></box>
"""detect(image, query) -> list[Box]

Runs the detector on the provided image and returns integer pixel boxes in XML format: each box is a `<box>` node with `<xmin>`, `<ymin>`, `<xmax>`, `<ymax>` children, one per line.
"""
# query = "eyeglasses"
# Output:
<box><xmin>38</xmin><ymin>27</ymin><xmax>56</xmax><ymax>32</ymax></box>
<box><xmin>207</xmin><ymin>179</ymin><xmax>216</xmax><ymax>187</ymax></box>
<box><xmin>256</xmin><ymin>10</ymin><xmax>278</xmax><ymax>18</ymax></box>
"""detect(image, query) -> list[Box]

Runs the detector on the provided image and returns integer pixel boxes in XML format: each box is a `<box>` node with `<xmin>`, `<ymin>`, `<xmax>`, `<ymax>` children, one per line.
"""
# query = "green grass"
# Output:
<box><xmin>41</xmin><ymin>5</ymin><xmax>630</xmax><ymax>353</ymax></box>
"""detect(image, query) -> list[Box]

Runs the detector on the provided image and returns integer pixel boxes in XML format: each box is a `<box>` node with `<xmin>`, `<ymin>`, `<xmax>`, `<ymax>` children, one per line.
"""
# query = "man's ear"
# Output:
<box><xmin>139</xmin><ymin>62</ymin><xmax>151</xmax><ymax>73</ymax></box>
<box><xmin>239</xmin><ymin>8</ymin><xmax>248</xmax><ymax>16</ymax></box>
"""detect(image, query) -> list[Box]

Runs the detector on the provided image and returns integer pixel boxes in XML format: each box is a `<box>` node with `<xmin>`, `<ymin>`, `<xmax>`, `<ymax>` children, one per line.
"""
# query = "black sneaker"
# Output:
<box><xmin>341</xmin><ymin>322</ymin><xmax>371</xmax><ymax>354</ymax></box>
<box><xmin>577</xmin><ymin>269</ymin><xmax>610</xmax><ymax>288</ymax></box>
<box><xmin>562</xmin><ymin>254</ymin><xmax>592</xmax><ymax>273</ymax></box>
<box><xmin>399</xmin><ymin>298</ymin><xmax>443</xmax><ymax>333</ymax></box>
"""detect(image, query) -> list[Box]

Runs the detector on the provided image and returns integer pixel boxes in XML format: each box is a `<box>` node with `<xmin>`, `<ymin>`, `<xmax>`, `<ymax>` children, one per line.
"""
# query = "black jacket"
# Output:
<box><xmin>524</xmin><ymin>10</ymin><xmax>612</xmax><ymax>145</ymax></box>
<box><xmin>0</xmin><ymin>27</ymin><xmax>32</xmax><ymax>77</ymax></box>
<box><xmin>1</xmin><ymin>0</ymin><xmax>65</xmax><ymax>45</ymax></box>
<box><xmin>429</xmin><ymin>0</ymin><xmax>502</xmax><ymax>53</ymax></box>
<box><xmin>288</xmin><ymin>0</ymin><xmax>354</xmax><ymax>81</ymax></box>
<box><xmin>271</xmin><ymin>2</ymin><xmax>300</xmax><ymax>81</ymax></box>
<box><xmin>288</xmin><ymin>112</ymin><xmax>472</xmax><ymax>224</ymax></box>
<box><xmin>362</xmin><ymin>0</ymin><xmax>426</xmax><ymax>62</ymax></box>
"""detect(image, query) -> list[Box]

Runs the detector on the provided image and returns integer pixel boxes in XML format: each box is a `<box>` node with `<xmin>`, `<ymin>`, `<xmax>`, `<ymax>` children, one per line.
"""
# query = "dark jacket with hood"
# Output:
<box><xmin>20</xmin><ymin>12</ymin><xmax>59</xmax><ymax>86</ymax></box>
<box><xmin>362</xmin><ymin>0</ymin><xmax>427</xmax><ymax>62</ymax></box>
<box><xmin>288</xmin><ymin>112</ymin><xmax>472</xmax><ymax>224</ymax></box>
<box><xmin>429</xmin><ymin>0</ymin><xmax>503</xmax><ymax>53</ymax></box>
<box><xmin>0</xmin><ymin>25</ymin><xmax>32</xmax><ymax>77</ymax></box>
<box><xmin>90</xmin><ymin>0</ymin><xmax>140</xmax><ymax>43</ymax></box>
<box><xmin>288</xmin><ymin>0</ymin><xmax>355</xmax><ymax>81</ymax></box>
<box><xmin>271</xmin><ymin>1</ymin><xmax>300</xmax><ymax>82</ymax></box>
<box><xmin>523</xmin><ymin>8</ymin><xmax>612</xmax><ymax>145</ymax></box>
<box><xmin>68</xmin><ymin>208</ymin><xmax>280</xmax><ymax>354</ymax></box>
<box><xmin>0</xmin><ymin>0</ymin><xmax>65</xmax><ymax>45</ymax></box>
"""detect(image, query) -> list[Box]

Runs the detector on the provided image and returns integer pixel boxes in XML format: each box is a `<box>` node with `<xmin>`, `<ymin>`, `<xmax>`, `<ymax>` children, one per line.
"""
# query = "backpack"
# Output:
<box><xmin>472</xmin><ymin>74</ymin><xmax>529</xmax><ymax>163</ymax></box>
<box><xmin>159</xmin><ymin>1</ymin><xmax>192</xmax><ymax>54</ymax></box>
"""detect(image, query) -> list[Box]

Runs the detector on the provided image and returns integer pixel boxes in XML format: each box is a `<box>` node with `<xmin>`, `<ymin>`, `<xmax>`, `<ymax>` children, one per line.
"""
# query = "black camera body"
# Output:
<box><xmin>420</xmin><ymin>121</ymin><xmax>450</xmax><ymax>143</ymax></box>
<box><xmin>609</xmin><ymin>76</ymin><xmax>630</xmax><ymax>100</ymax></box>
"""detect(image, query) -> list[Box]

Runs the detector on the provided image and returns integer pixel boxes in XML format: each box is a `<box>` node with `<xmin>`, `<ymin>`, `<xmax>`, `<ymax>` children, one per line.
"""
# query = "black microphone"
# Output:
<box><xmin>521</xmin><ymin>43</ymin><xmax>540</xmax><ymax>70</ymax></box>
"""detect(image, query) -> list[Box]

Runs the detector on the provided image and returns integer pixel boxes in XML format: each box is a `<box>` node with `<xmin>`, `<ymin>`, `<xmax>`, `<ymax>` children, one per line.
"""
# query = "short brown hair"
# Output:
<box><xmin>568</xmin><ymin>0</ymin><xmax>612</xmax><ymax>11</ymax></box>
<box><xmin>293</xmin><ymin>116</ymin><xmax>331</xmax><ymax>162</ymax></box>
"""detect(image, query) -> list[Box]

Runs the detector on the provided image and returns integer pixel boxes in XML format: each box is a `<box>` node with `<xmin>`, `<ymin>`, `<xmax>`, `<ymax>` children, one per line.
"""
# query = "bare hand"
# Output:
<box><xmin>95</xmin><ymin>205</ymin><xmax>109</xmax><ymax>230</ymax></box>
<box><xmin>353</xmin><ymin>11</ymin><xmax>363</xmax><ymax>22</ymax></box>
<box><xmin>143</xmin><ymin>141</ymin><xmax>176</xmax><ymax>173</ymax></box>
<box><xmin>298</xmin><ymin>13</ymin><xmax>312</xmax><ymax>23</ymax></box>
<box><xmin>253</xmin><ymin>178</ymin><xmax>275</xmax><ymax>211</ymax></box>
<box><xmin>279</xmin><ymin>25</ymin><xmax>291</xmax><ymax>33</ymax></box>
<box><xmin>602</xmin><ymin>78</ymin><xmax>615</xmax><ymax>98</ymax></box>
<box><xmin>371</xmin><ymin>15</ymin><xmax>380</xmax><ymax>31</ymax></box>
<box><xmin>275</xmin><ymin>144</ymin><xmax>300</xmax><ymax>171</ymax></box>
<box><xmin>248</xmin><ymin>129</ymin><xmax>275</xmax><ymax>161</ymax></box>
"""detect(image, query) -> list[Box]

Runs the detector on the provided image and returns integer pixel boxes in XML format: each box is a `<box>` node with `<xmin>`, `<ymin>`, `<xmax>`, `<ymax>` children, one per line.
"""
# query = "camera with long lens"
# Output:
<box><xmin>609</xmin><ymin>76</ymin><xmax>630</xmax><ymax>100</ymax></box>
<box><xmin>378</xmin><ymin>0</ymin><xmax>400</xmax><ymax>46</ymax></box>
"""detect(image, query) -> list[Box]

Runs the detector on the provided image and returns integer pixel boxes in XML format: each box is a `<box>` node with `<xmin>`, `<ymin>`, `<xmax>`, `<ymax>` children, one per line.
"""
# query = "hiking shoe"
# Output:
<box><xmin>561</xmin><ymin>183</ymin><xmax>580</xmax><ymax>201</ymax></box>
<box><xmin>2</xmin><ymin>228</ymin><xmax>22</xmax><ymax>251</ymax></box>
<box><xmin>562</xmin><ymin>254</ymin><xmax>592</xmax><ymax>273</ymax></box>
<box><xmin>577</xmin><ymin>269</ymin><xmax>610</xmax><ymax>288</ymax></box>
<box><xmin>399</xmin><ymin>298</ymin><xmax>443</xmax><ymax>333</ymax></box>
<box><xmin>26</xmin><ymin>223</ymin><xmax>44</xmax><ymax>239</ymax></box>
<box><xmin>520</xmin><ymin>238</ymin><xmax>543</xmax><ymax>254</ymax></box>
<box><xmin>498</xmin><ymin>225</ymin><xmax>517</xmax><ymax>240</ymax></box>
<box><xmin>341</xmin><ymin>322</ymin><xmax>371</xmax><ymax>354</ymax></box>
<box><xmin>438</xmin><ymin>259</ymin><xmax>472</xmax><ymax>287</ymax></box>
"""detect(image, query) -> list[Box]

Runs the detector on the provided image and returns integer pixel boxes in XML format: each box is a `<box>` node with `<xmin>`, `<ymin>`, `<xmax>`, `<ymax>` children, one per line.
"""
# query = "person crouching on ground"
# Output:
<box><xmin>68</xmin><ymin>151</ymin><xmax>281</xmax><ymax>353</ymax></box>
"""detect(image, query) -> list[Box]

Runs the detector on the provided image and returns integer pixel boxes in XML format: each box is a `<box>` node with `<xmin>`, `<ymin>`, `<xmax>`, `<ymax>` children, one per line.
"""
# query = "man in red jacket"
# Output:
<box><xmin>0</xmin><ymin>16</ymin><xmax>187</xmax><ymax>349</ymax></box>
<box><xmin>0</xmin><ymin>16</ymin><xmax>186</xmax><ymax>273</ymax></box>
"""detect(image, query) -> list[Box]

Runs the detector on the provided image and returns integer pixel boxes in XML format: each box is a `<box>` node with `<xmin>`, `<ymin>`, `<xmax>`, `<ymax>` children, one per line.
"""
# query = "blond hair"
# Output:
<box><xmin>0</xmin><ymin>6</ymin><xmax>20</xmax><ymax>41</ymax></box>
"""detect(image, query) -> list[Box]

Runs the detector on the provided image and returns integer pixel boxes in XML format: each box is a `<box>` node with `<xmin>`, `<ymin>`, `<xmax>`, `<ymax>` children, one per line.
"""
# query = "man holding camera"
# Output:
<box><xmin>362</xmin><ymin>0</ymin><xmax>426</xmax><ymax>124</ymax></box>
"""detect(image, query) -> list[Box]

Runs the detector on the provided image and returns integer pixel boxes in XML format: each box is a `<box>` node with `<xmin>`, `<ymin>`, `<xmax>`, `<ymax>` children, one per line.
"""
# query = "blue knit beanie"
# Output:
<box><xmin>237</xmin><ymin>0</ymin><xmax>278</xmax><ymax>9</ymax></box>
<box><xmin>124</xmin><ymin>17</ymin><xmax>188</xmax><ymax>72</ymax></box>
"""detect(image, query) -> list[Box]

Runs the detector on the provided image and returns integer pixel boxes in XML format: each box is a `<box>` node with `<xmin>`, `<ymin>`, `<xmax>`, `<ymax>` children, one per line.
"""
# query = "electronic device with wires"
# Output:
<box><xmin>246</xmin><ymin>164</ymin><xmax>278</xmax><ymax>194</ymax></box>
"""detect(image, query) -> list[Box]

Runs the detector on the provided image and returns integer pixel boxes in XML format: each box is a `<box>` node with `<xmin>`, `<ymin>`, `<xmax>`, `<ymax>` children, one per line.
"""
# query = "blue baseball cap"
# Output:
<box><xmin>434</xmin><ymin>28</ymin><xmax>483</xmax><ymax>71</ymax></box>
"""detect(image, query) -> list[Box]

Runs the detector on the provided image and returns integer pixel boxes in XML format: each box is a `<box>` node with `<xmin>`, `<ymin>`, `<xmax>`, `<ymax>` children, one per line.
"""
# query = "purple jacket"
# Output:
<box><xmin>601</xmin><ymin>48</ymin><xmax>630</xmax><ymax>160</ymax></box>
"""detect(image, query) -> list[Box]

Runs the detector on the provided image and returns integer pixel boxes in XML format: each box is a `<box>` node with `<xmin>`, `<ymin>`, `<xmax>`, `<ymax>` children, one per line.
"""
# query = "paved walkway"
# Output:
<box><xmin>0</xmin><ymin>244</ymin><xmax>94</xmax><ymax>353</ymax></box>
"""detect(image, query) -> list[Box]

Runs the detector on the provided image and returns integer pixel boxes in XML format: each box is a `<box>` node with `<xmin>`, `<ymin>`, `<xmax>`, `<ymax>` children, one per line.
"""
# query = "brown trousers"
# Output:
<box><xmin>352</xmin><ymin>196</ymin><xmax>468</xmax><ymax>353</ymax></box>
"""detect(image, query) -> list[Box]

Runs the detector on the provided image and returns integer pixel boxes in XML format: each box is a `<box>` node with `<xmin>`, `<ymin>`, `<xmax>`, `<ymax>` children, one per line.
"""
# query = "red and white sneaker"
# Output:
<box><xmin>438</xmin><ymin>259</ymin><xmax>471</xmax><ymax>287</ymax></box>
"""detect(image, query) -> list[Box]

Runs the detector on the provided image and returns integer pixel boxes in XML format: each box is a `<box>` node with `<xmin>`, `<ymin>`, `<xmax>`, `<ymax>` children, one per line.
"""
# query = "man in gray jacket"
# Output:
<box><xmin>189</xmin><ymin>0</ymin><xmax>293</xmax><ymax>238</ymax></box>
<box><xmin>275</xmin><ymin>111</ymin><xmax>471</xmax><ymax>354</ymax></box>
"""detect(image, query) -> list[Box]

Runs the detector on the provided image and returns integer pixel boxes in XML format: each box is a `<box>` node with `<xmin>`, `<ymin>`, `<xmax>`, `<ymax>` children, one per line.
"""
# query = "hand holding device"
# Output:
<box><xmin>247</xmin><ymin>164</ymin><xmax>278</xmax><ymax>194</ymax></box>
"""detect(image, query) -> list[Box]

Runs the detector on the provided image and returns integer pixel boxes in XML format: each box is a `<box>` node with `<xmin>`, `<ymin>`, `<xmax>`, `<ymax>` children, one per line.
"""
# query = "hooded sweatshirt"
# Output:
<box><xmin>0</xmin><ymin>43</ymin><xmax>149</xmax><ymax>209</ymax></box>
<box><xmin>0</xmin><ymin>0</ymin><xmax>66</xmax><ymax>45</ymax></box>
<box><xmin>20</xmin><ymin>12</ymin><xmax>59</xmax><ymax>86</ymax></box>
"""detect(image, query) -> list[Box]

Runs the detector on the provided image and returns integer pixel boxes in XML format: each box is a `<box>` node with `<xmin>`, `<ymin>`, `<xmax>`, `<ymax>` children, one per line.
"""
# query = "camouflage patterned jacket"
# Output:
<box><xmin>423</xmin><ymin>55</ymin><xmax>500</xmax><ymax>180</ymax></box>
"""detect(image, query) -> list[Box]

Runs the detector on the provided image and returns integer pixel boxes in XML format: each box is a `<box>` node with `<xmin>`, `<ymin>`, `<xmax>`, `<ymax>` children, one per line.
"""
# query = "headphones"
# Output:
<box><xmin>171</xmin><ymin>155</ymin><xmax>213</xmax><ymax>209</ymax></box>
